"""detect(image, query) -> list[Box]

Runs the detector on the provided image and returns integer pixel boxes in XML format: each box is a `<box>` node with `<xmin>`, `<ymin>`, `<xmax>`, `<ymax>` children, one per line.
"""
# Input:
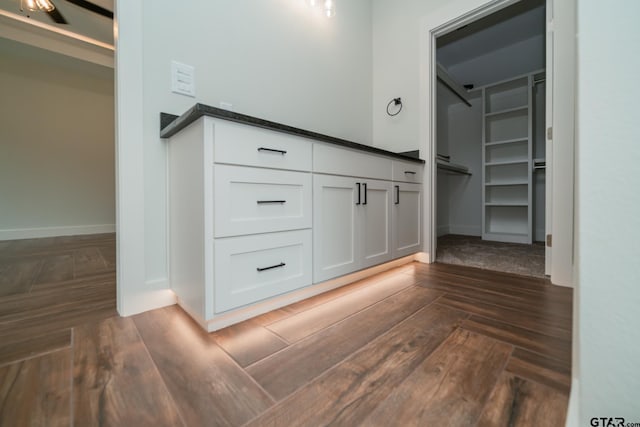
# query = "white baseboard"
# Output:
<box><xmin>437</xmin><ymin>225</ymin><xmax>450</xmax><ymax>237</ymax></box>
<box><xmin>146</xmin><ymin>278</ymin><xmax>170</xmax><ymax>291</ymax></box>
<box><xmin>0</xmin><ymin>224</ymin><xmax>115</xmax><ymax>241</ymax></box>
<box><xmin>448</xmin><ymin>224</ymin><xmax>481</xmax><ymax>236</ymax></box>
<box><xmin>118</xmin><ymin>288</ymin><xmax>176</xmax><ymax>317</ymax></box>
<box><xmin>414</xmin><ymin>252</ymin><xmax>431</xmax><ymax>263</ymax></box>
<box><xmin>565</xmin><ymin>378</ymin><xmax>579</xmax><ymax>427</ymax></box>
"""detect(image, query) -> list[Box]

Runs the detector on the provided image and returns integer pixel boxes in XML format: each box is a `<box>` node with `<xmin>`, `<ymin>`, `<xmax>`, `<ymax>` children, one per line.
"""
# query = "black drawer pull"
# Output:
<box><xmin>404</xmin><ymin>171</ymin><xmax>417</xmax><ymax>175</ymax></box>
<box><xmin>257</xmin><ymin>200</ymin><xmax>286</xmax><ymax>204</ymax></box>
<box><xmin>257</xmin><ymin>262</ymin><xmax>286</xmax><ymax>272</ymax></box>
<box><xmin>258</xmin><ymin>147</ymin><xmax>287</xmax><ymax>155</ymax></box>
<box><xmin>356</xmin><ymin>183</ymin><xmax>361</xmax><ymax>205</ymax></box>
<box><xmin>363</xmin><ymin>183</ymin><xmax>367</xmax><ymax>205</ymax></box>
<box><xmin>395</xmin><ymin>185</ymin><xmax>400</xmax><ymax>205</ymax></box>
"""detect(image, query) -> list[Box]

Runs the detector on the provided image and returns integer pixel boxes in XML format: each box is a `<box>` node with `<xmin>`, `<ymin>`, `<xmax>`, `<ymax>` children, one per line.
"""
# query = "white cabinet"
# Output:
<box><xmin>169</xmin><ymin>117</ymin><xmax>314</xmax><ymax>324</ymax></box>
<box><xmin>168</xmin><ymin>115</ymin><xmax>424</xmax><ymax>331</ymax></box>
<box><xmin>313</xmin><ymin>175</ymin><xmax>392</xmax><ymax>282</ymax></box>
<box><xmin>392</xmin><ymin>183</ymin><xmax>422</xmax><ymax>258</ymax></box>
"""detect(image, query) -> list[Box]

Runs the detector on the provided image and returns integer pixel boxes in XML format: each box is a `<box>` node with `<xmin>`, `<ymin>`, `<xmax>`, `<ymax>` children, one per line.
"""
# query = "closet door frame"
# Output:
<box><xmin>419</xmin><ymin>0</ymin><xmax>575</xmax><ymax>288</ymax></box>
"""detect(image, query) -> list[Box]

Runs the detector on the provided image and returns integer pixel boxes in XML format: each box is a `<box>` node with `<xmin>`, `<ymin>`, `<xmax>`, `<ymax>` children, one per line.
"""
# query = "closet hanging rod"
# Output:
<box><xmin>468</xmin><ymin>68</ymin><xmax>545</xmax><ymax>92</ymax></box>
<box><xmin>436</xmin><ymin>63</ymin><xmax>472</xmax><ymax>107</ymax></box>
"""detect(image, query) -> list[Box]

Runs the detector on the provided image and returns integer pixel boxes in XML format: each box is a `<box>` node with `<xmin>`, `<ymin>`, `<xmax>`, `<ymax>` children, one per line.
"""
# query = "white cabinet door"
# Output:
<box><xmin>360</xmin><ymin>179</ymin><xmax>393</xmax><ymax>268</ymax></box>
<box><xmin>313</xmin><ymin>175</ymin><xmax>359</xmax><ymax>283</ymax></box>
<box><xmin>392</xmin><ymin>182</ymin><xmax>422</xmax><ymax>258</ymax></box>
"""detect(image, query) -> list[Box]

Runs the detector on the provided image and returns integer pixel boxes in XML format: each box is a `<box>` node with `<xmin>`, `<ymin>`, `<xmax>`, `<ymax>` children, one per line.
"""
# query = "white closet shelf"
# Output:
<box><xmin>485</xmin><ymin>202</ymin><xmax>528</xmax><ymax>206</ymax></box>
<box><xmin>485</xmin><ymin>138</ymin><xmax>529</xmax><ymax>147</ymax></box>
<box><xmin>485</xmin><ymin>181</ymin><xmax>528</xmax><ymax>186</ymax></box>
<box><xmin>484</xmin><ymin>105</ymin><xmax>528</xmax><ymax>117</ymax></box>
<box><xmin>485</xmin><ymin>160</ymin><xmax>528</xmax><ymax>167</ymax></box>
<box><xmin>437</xmin><ymin>159</ymin><xmax>472</xmax><ymax>176</ymax></box>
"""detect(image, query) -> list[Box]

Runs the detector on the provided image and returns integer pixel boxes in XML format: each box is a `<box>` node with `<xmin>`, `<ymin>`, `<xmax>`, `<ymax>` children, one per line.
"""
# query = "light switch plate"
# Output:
<box><xmin>171</xmin><ymin>61</ymin><xmax>195</xmax><ymax>97</ymax></box>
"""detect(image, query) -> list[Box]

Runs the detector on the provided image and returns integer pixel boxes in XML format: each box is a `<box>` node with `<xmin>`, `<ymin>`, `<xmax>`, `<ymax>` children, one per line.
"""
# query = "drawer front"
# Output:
<box><xmin>313</xmin><ymin>143</ymin><xmax>392</xmax><ymax>180</ymax></box>
<box><xmin>214</xmin><ymin>230</ymin><xmax>312</xmax><ymax>313</ymax></box>
<box><xmin>214</xmin><ymin>165</ymin><xmax>312</xmax><ymax>237</ymax></box>
<box><xmin>392</xmin><ymin>160</ymin><xmax>424</xmax><ymax>183</ymax></box>
<box><xmin>213</xmin><ymin>119</ymin><xmax>312</xmax><ymax>171</ymax></box>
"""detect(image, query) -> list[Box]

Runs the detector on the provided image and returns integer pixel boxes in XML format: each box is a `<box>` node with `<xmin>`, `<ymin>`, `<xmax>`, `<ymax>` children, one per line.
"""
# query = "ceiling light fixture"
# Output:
<box><xmin>307</xmin><ymin>0</ymin><xmax>335</xmax><ymax>18</ymax></box>
<box><xmin>324</xmin><ymin>0</ymin><xmax>335</xmax><ymax>17</ymax></box>
<box><xmin>22</xmin><ymin>0</ymin><xmax>55</xmax><ymax>12</ymax></box>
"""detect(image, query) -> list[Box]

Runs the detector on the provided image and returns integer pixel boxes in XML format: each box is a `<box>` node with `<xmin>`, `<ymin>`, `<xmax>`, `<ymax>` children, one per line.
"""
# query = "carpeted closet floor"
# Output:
<box><xmin>436</xmin><ymin>234</ymin><xmax>546</xmax><ymax>278</ymax></box>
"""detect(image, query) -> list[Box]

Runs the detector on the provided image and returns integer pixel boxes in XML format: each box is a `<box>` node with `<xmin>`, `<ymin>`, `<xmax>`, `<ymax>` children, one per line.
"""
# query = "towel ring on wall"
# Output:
<box><xmin>386</xmin><ymin>97</ymin><xmax>403</xmax><ymax>116</ymax></box>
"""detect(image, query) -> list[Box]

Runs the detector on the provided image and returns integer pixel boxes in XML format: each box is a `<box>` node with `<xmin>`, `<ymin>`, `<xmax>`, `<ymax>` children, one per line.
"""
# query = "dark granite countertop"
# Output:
<box><xmin>160</xmin><ymin>104</ymin><xmax>424</xmax><ymax>164</ymax></box>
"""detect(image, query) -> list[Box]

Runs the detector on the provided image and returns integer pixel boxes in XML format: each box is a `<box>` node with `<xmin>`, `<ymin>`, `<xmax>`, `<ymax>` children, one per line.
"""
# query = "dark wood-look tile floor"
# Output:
<box><xmin>0</xmin><ymin>236</ymin><xmax>572</xmax><ymax>426</ymax></box>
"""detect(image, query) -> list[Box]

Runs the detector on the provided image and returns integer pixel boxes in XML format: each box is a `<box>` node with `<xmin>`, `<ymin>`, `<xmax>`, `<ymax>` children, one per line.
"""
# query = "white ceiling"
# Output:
<box><xmin>437</xmin><ymin>0</ymin><xmax>545</xmax><ymax>69</ymax></box>
<box><xmin>0</xmin><ymin>0</ymin><xmax>113</xmax><ymax>44</ymax></box>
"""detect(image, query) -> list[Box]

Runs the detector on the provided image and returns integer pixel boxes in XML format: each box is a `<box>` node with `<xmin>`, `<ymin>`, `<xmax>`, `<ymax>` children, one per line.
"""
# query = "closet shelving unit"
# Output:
<box><xmin>482</xmin><ymin>73</ymin><xmax>534</xmax><ymax>244</ymax></box>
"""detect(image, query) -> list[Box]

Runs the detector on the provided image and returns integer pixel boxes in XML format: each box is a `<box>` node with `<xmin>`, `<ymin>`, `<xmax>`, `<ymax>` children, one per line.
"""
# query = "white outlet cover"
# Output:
<box><xmin>171</xmin><ymin>61</ymin><xmax>195</xmax><ymax>97</ymax></box>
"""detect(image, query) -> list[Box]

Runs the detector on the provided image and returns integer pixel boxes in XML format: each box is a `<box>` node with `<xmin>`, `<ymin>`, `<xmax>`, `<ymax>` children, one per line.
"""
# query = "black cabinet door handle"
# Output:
<box><xmin>257</xmin><ymin>200</ymin><xmax>286</xmax><ymax>204</ymax></box>
<box><xmin>257</xmin><ymin>262</ymin><xmax>286</xmax><ymax>272</ymax></box>
<box><xmin>404</xmin><ymin>171</ymin><xmax>416</xmax><ymax>175</ymax></box>
<box><xmin>356</xmin><ymin>183</ymin><xmax>361</xmax><ymax>205</ymax></box>
<box><xmin>257</xmin><ymin>147</ymin><xmax>287</xmax><ymax>155</ymax></box>
<box><xmin>363</xmin><ymin>183</ymin><xmax>367</xmax><ymax>205</ymax></box>
<box><xmin>395</xmin><ymin>185</ymin><xmax>400</xmax><ymax>205</ymax></box>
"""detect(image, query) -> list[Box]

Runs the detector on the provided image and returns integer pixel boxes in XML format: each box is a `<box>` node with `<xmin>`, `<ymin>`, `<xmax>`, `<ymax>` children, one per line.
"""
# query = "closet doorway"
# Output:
<box><xmin>432</xmin><ymin>0</ymin><xmax>548</xmax><ymax>278</ymax></box>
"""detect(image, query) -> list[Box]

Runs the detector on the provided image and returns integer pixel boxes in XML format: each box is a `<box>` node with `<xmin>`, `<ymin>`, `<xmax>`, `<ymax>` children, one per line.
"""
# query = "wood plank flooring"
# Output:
<box><xmin>0</xmin><ymin>235</ymin><xmax>572</xmax><ymax>426</ymax></box>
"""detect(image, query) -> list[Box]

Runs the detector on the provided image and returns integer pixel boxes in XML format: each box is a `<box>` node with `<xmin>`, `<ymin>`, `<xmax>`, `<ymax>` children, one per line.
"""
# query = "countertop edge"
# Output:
<box><xmin>159</xmin><ymin>104</ymin><xmax>425</xmax><ymax>164</ymax></box>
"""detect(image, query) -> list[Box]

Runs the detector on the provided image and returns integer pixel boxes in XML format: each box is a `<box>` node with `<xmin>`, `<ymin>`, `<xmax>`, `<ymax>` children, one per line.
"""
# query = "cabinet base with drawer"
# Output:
<box><xmin>167</xmin><ymin>114</ymin><xmax>425</xmax><ymax>332</ymax></box>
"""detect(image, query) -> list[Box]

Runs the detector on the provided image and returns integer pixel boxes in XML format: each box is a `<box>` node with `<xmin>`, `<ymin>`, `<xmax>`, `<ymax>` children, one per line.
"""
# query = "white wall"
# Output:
<box><xmin>373</xmin><ymin>0</ymin><xmax>435</xmax><ymax>154</ymax></box>
<box><xmin>0</xmin><ymin>40</ymin><xmax>115</xmax><ymax>240</ymax></box>
<box><xmin>574</xmin><ymin>0</ymin><xmax>640</xmax><ymax>422</ymax></box>
<box><xmin>116</xmin><ymin>0</ymin><xmax>374</xmax><ymax>313</ymax></box>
